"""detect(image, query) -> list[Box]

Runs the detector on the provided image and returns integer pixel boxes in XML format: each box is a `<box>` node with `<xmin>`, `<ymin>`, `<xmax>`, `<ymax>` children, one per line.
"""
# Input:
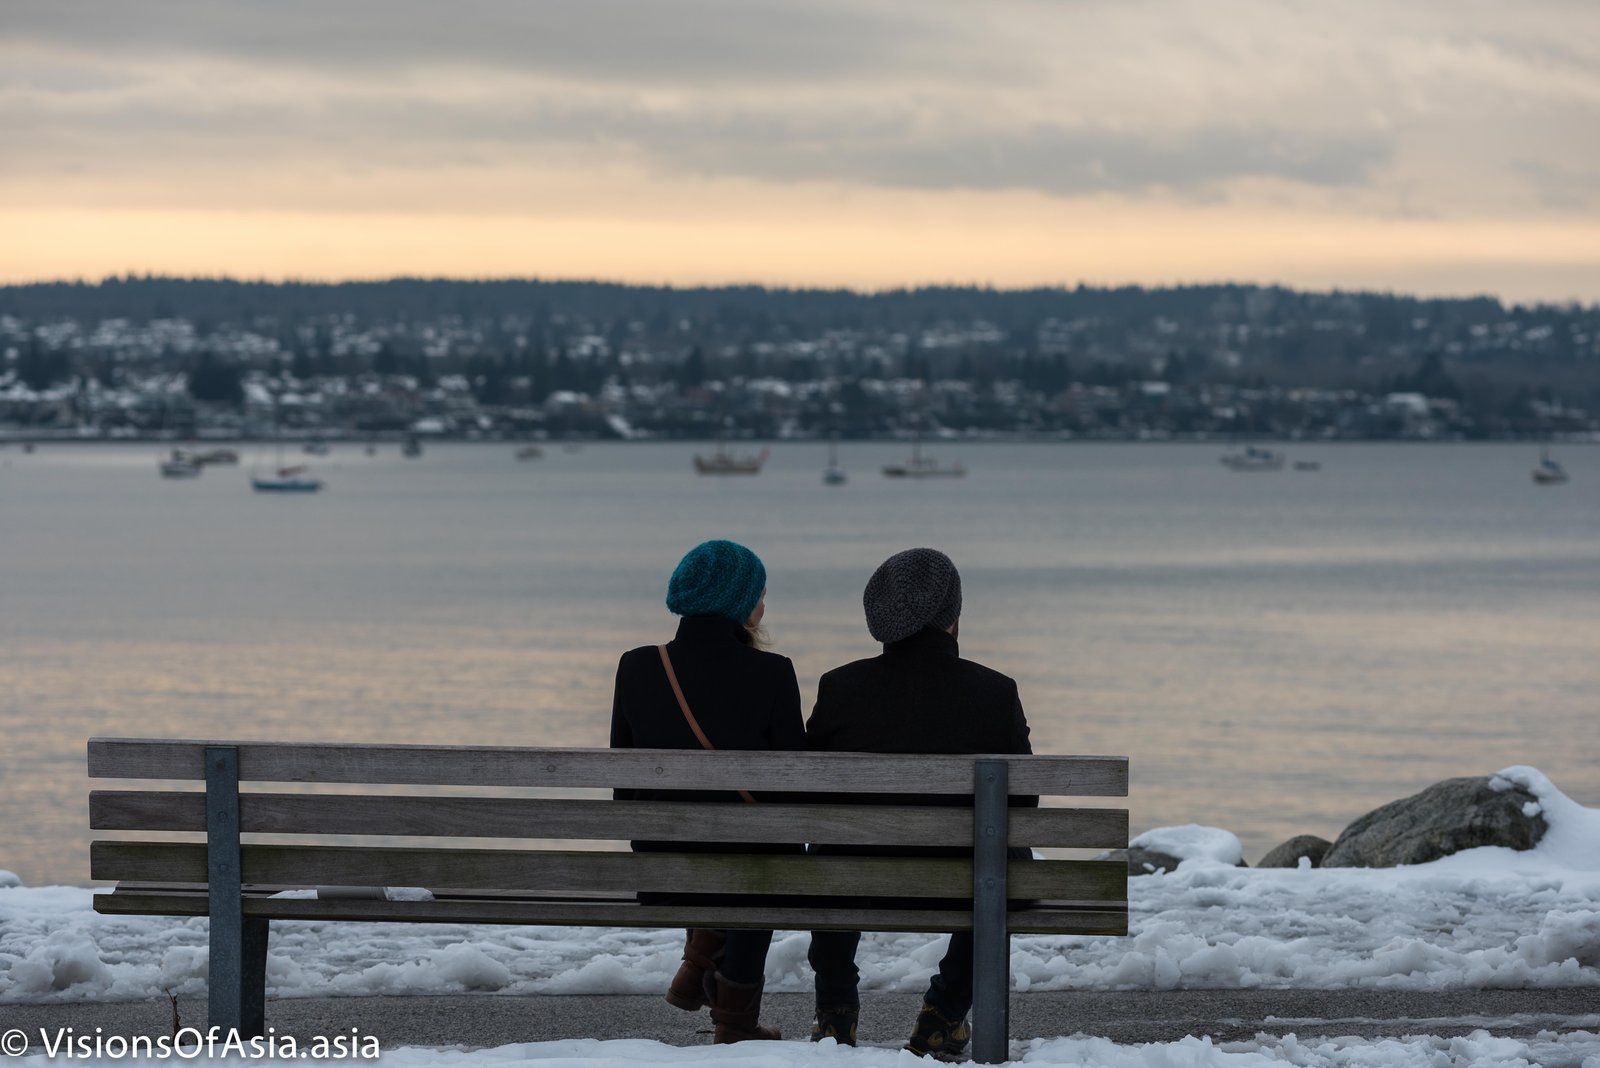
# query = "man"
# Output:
<box><xmin>805</xmin><ymin>547</ymin><xmax>1034</xmax><ymax>1058</ymax></box>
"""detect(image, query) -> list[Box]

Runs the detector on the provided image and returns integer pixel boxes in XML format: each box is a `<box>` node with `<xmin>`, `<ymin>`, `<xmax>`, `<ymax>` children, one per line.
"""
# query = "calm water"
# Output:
<box><xmin>2</xmin><ymin>441</ymin><xmax>1596</xmax><ymax>885</ymax></box>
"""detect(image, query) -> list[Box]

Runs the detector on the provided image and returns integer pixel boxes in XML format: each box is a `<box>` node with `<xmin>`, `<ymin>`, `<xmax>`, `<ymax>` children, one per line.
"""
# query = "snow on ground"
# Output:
<box><xmin>2</xmin><ymin>768</ymin><xmax>1597</xmax><ymax>1005</ymax></box>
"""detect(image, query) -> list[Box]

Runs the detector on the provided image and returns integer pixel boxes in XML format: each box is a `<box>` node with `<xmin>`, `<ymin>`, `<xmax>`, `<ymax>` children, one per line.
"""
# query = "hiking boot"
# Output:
<box><xmin>810</xmin><ymin>1005</ymin><xmax>859</xmax><ymax>1046</ymax></box>
<box><xmin>664</xmin><ymin>928</ymin><xmax>724</xmax><ymax>1011</ymax></box>
<box><xmin>906</xmin><ymin>1001</ymin><xmax>970</xmax><ymax>1060</ymax></box>
<box><xmin>707</xmin><ymin>971</ymin><xmax>781</xmax><ymax>1043</ymax></box>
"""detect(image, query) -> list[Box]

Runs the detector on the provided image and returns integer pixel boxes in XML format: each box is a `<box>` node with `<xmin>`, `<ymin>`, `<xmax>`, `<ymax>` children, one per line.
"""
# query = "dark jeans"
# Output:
<box><xmin>809</xmin><ymin>930</ymin><xmax>974</xmax><ymax>1017</ymax></box>
<box><xmin>718</xmin><ymin>928</ymin><xmax>774</xmax><ymax>985</ymax></box>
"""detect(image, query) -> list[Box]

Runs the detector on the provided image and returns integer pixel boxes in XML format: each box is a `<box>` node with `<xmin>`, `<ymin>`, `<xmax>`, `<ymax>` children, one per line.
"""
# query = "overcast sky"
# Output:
<box><xmin>5</xmin><ymin>0</ymin><xmax>1599</xmax><ymax>301</ymax></box>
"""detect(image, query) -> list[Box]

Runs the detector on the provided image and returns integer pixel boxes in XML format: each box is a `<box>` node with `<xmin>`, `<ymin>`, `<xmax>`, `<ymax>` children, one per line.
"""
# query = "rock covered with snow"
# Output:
<box><xmin>0</xmin><ymin>870</ymin><xmax>21</xmax><ymax>889</ymax></box>
<box><xmin>1124</xmin><ymin>824</ymin><xmax>1247</xmax><ymax>874</ymax></box>
<box><xmin>1098</xmin><ymin>847</ymin><xmax>1182</xmax><ymax>875</ymax></box>
<box><xmin>1257</xmin><ymin>835</ymin><xmax>1332</xmax><ymax>869</ymax></box>
<box><xmin>1323</xmin><ymin>775</ymin><xmax>1547</xmax><ymax>868</ymax></box>
<box><xmin>1100</xmin><ymin>825</ymin><xmax>1247</xmax><ymax>875</ymax></box>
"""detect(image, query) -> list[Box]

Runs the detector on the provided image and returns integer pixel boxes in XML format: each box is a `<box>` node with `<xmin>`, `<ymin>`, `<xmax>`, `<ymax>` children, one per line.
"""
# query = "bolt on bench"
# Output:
<box><xmin>89</xmin><ymin>738</ymin><xmax>1128</xmax><ymax>1064</ymax></box>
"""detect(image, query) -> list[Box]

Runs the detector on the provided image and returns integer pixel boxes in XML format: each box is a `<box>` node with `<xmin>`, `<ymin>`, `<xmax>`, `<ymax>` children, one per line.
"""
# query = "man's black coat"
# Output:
<box><xmin>805</xmin><ymin>625</ymin><xmax>1037</xmax><ymax>859</ymax></box>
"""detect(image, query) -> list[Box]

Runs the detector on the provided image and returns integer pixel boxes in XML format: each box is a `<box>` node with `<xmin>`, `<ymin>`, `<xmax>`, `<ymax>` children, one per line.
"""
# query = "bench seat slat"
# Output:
<box><xmin>90</xmin><ymin>791</ymin><xmax>1129</xmax><ymax>849</ymax></box>
<box><xmin>88</xmin><ymin>740</ymin><xmax>1129</xmax><ymax>797</ymax></box>
<box><xmin>92</xmin><ymin>842</ymin><xmax>1127</xmax><ymax>903</ymax></box>
<box><xmin>92</xmin><ymin>889</ymin><xmax>1129</xmax><ymax>936</ymax></box>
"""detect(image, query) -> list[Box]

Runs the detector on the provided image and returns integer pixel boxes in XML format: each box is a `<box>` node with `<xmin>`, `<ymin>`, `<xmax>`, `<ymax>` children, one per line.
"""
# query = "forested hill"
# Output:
<box><xmin>0</xmin><ymin>275</ymin><xmax>1541</xmax><ymax>338</ymax></box>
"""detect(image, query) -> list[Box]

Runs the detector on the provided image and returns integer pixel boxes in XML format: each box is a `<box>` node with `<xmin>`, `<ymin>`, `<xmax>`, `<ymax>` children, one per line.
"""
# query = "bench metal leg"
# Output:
<box><xmin>241</xmin><ymin>918</ymin><xmax>269</xmax><ymax>1038</ymax></box>
<box><xmin>206</xmin><ymin>746</ymin><xmax>257</xmax><ymax>1036</ymax></box>
<box><xmin>971</xmin><ymin>759</ymin><xmax>1009</xmax><ymax>1064</ymax></box>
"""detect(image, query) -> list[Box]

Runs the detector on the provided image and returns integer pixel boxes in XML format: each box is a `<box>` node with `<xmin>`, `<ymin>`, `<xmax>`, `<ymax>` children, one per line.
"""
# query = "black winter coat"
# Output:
<box><xmin>805</xmin><ymin>625</ymin><xmax>1037</xmax><ymax>859</ymax></box>
<box><xmin>807</xmin><ymin>625</ymin><xmax>1032</xmax><ymax>760</ymax></box>
<box><xmin>610</xmin><ymin>614</ymin><xmax>805</xmax><ymax>857</ymax></box>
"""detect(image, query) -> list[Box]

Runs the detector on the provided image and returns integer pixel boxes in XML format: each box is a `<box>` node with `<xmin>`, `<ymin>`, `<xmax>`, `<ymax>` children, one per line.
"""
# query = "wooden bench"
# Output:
<box><xmin>88</xmin><ymin>737</ymin><xmax>1128</xmax><ymax>1064</ymax></box>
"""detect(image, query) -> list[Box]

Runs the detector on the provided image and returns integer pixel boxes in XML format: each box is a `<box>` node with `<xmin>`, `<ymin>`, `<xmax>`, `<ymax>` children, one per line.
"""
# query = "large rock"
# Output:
<box><xmin>1322</xmin><ymin>776</ymin><xmax>1547</xmax><ymax>868</ymax></box>
<box><xmin>1257</xmin><ymin>835</ymin><xmax>1332</xmax><ymax>869</ymax></box>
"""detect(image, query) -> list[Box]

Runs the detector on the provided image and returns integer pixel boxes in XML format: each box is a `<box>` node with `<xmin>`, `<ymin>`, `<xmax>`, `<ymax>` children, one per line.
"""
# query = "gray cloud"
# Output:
<box><xmin>1</xmin><ymin>0</ymin><xmax>1593</xmax><ymax>216</ymax></box>
<box><xmin>4</xmin><ymin>0</ymin><xmax>942</xmax><ymax>85</ymax></box>
<box><xmin>0</xmin><ymin>84</ymin><xmax>1393</xmax><ymax>199</ymax></box>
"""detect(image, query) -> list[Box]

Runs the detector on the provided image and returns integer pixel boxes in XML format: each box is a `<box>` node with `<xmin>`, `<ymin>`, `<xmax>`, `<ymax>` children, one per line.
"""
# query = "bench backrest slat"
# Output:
<box><xmin>90</xmin><ymin>791</ymin><xmax>1129</xmax><ymax>849</ymax></box>
<box><xmin>88</xmin><ymin>739</ymin><xmax>1129</xmax><ymax>796</ymax></box>
<box><xmin>91</xmin><ymin>841</ymin><xmax>1126</xmax><ymax>902</ymax></box>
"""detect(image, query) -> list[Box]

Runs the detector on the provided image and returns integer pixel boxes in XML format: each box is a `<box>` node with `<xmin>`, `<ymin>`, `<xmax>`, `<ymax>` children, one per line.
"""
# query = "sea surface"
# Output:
<box><xmin>1</xmin><ymin>441</ymin><xmax>1595</xmax><ymax>886</ymax></box>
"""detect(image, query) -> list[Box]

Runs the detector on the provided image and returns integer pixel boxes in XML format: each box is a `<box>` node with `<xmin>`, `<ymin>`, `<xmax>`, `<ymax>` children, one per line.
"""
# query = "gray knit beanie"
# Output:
<box><xmin>862</xmin><ymin>548</ymin><xmax>962</xmax><ymax>644</ymax></box>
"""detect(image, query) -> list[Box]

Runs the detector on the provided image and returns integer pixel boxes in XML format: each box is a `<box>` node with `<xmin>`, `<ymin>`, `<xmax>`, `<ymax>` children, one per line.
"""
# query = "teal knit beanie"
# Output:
<box><xmin>666</xmin><ymin>540</ymin><xmax>767</xmax><ymax>623</ymax></box>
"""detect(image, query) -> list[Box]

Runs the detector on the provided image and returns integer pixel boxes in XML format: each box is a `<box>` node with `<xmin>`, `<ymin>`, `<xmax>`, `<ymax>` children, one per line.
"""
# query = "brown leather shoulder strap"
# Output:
<box><xmin>657</xmin><ymin>644</ymin><xmax>756</xmax><ymax>803</ymax></box>
<box><xmin>658</xmin><ymin>644</ymin><xmax>713</xmax><ymax>749</ymax></box>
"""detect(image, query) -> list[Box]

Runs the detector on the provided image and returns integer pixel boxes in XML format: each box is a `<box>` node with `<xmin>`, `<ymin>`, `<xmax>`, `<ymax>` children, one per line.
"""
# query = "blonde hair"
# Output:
<box><xmin>742</xmin><ymin>620</ymin><xmax>772</xmax><ymax>649</ymax></box>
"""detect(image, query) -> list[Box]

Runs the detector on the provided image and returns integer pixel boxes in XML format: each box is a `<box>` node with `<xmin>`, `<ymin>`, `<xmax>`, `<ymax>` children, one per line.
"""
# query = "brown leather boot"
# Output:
<box><xmin>665</xmin><ymin>928</ymin><xmax>725</xmax><ymax>1010</ymax></box>
<box><xmin>708</xmin><ymin>971</ymin><xmax>781</xmax><ymax>1043</ymax></box>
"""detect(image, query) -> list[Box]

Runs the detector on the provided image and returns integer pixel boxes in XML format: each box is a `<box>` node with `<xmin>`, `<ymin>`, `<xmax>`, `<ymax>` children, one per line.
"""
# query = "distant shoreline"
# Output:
<box><xmin>3</xmin><ymin>433</ymin><xmax>1596</xmax><ymax>446</ymax></box>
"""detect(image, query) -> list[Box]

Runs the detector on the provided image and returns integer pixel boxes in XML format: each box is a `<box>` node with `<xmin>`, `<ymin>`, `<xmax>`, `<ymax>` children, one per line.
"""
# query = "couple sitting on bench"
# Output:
<box><xmin>610</xmin><ymin>539</ymin><xmax>1035</xmax><ymax>1056</ymax></box>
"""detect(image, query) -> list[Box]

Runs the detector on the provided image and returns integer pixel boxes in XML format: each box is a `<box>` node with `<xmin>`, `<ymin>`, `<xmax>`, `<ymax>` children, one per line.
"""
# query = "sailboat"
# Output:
<box><xmin>822</xmin><ymin>435</ymin><xmax>847</xmax><ymax>485</ymax></box>
<box><xmin>1532</xmin><ymin>446</ymin><xmax>1569</xmax><ymax>485</ymax></box>
<box><xmin>882</xmin><ymin>431</ymin><xmax>964</xmax><ymax>479</ymax></box>
<box><xmin>252</xmin><ymin>460</ymin><xmax>322</xmax><ymax>493</ymax></box>
<box><xmin>251</xmin><ymin>407</ymin><xmax>323</xmax><ymax>492</ymax></box>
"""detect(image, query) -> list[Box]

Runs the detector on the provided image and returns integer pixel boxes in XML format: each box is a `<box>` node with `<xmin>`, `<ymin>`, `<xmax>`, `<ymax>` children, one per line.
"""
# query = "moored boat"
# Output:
<box><xmin>822</xmin><ymin>434</ymin><xmax>847</xmax><ymax>485</ymax></box>
<box><xmin>1221</xmin><ymin>446</ymin><xmax>1285</xmax><ymax>471</ymax></box>
<box><xmin>251</xmin><ymin>477</ymin><xmax>322</xmax><ymax>493</ymax></box>
<box><xmin>694</xmin><ymin>445</ymin><xmax>768</xmax><ymax>475</ymax></box>
<box><xmin>159</xmin><ymin>456</ymin><xmax>202</xmax><ymax>479</ymax></box>
<box><xmin>883</xmin><ymin>438</ymin><xmax>964</xmax><ymax>479</ymax></box>
<box><xmin>252</xmin><ymin>464</ymin><xmax>322</xmax><ymax>493</ymax></box>
<box><xmin>1532</xmin><ymin>448</ymin><xmax>1569</xmax><ymax>485</ymax></box>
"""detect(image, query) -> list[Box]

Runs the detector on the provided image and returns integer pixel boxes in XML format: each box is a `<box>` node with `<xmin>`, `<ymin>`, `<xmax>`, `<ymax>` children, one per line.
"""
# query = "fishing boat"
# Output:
<box><xmin>303</xmin><ymin>439</ymin><xmax>331</xmax><ymax>456</ymax></box>
<box><xmin>516</xmin><ymin>445</ymin><xmax>544</xmax><ymax>460</ymax></box>
<box><xmin>822</xmin><ymin>435</ymin><xmax>847</xmax><ymax>485</ymax></box>
<box><xmin>694</xmin><ymin>444</ymin><xmax>768</xmax><ymax>475</ymax></box>
<box><xmin>1221</xmin><ymin>446</ymin><xmax>1285</xmax><ymax>471</ymax></box>
<box><xmin>1532</xmin><ymin>447</ymin><xmax>1569</xmax><ymax>485</ymax></box>
<box><xmin>882</xmin><ymin>437</ymin><xmax>964</xmax><ymax>479</ymax></box>
<box><xmin>1293</xmin><ymin>460</ymin><xmax>1321</xmax><ymax>472</ymax></box>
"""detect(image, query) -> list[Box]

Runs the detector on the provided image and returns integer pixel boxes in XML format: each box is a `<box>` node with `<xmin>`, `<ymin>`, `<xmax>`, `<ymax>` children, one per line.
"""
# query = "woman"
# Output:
<box><xmin>609</xmin><ymin>539</ymin><xmax>804</xmax><ymax>1043</ymax></box>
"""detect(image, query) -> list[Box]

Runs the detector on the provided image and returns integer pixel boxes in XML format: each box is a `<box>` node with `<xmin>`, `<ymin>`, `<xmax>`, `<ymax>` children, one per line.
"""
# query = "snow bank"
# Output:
<box><xmin>14</xmin><ymin>1031</ymin><xmax>1600</xmax><ymax>1068</ymax></box>
<box><xmin>3</xmin><ymin>767</ymin><xmax>1597</xmax><ymax>1005</ymax></box>
<box><xmin>1129</xmin><ymin>824</ymin><xmax>1243</xmax><ymax>867</ymax></box>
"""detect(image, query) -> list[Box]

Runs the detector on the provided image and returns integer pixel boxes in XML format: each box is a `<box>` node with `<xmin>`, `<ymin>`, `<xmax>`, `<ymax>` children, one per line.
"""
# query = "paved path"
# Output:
<box><xmin>5</xmin><ymin>990</ymin><xmax>1596</xmax><ymax>1053</ymax></box>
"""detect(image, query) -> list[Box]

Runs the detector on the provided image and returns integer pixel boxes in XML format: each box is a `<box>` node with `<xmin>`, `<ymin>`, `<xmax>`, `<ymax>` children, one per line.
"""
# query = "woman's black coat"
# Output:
<box><xmin>610</xmin><ymin>614</ymin><xmax>805</xmax><ymax>857</ymax></box>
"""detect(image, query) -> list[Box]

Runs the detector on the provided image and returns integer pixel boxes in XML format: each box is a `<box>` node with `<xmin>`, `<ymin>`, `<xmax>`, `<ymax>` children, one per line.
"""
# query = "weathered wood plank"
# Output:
<box><xmin>91</xmin><ymin>842</ymin><xmax>1127</xmax><ymax>902</ymax></box>
<box><xmin>90</xmin><ymin>791</ymin><xmax>1129</xmax><ymax>848</ymax></box>
<box><xmin>87</xmin><ymin>739</ymin><xmax>1129</xmax><ymax>797</ymax></box>
<box><xmin>92</xmin><ymin>889</ymin><xmax>1129</xmax><ymax>936</ymax></box>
